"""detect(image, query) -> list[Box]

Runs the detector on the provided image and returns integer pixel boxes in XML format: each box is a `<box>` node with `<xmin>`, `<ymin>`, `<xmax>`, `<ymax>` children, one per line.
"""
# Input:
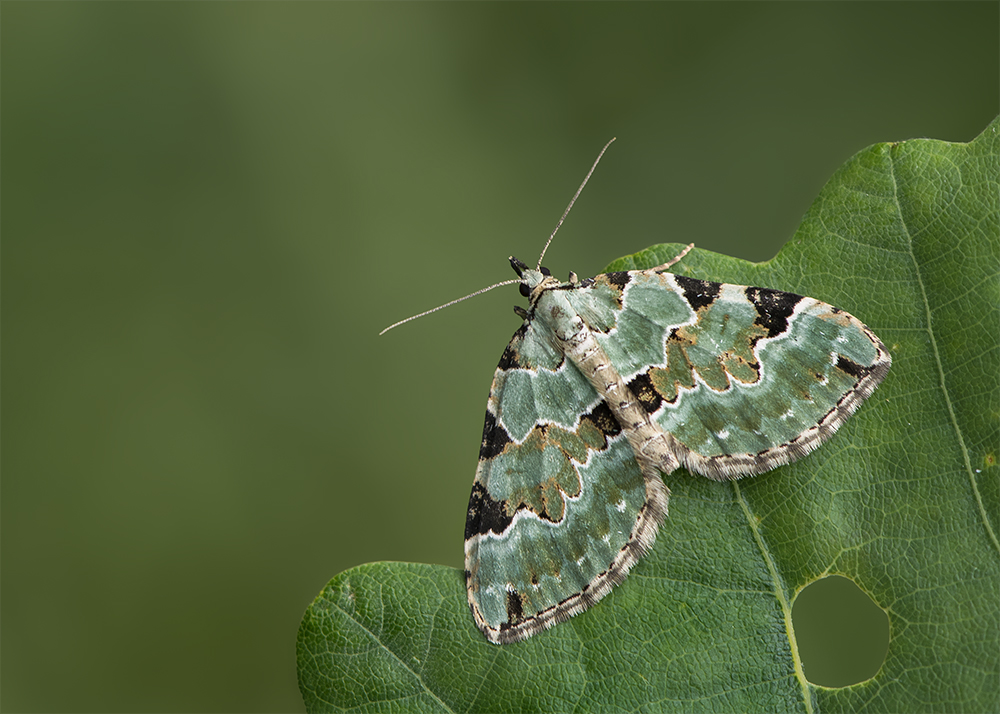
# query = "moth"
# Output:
<box><xmin>384</xmin><ymin>140</ymin><xmax>891</xmax><ymax>644</ymax></box>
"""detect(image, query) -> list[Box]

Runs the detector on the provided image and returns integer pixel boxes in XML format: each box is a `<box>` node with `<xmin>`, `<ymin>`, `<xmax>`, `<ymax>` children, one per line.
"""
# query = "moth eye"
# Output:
<box><xmin>519</xmin><ymin>283</ymin><xmax>531</xmax><ymax>298</ymax></box>
<box><xmin>540</xmin><ymin>266</ymin><xmax>552</xmax><ymax>276</ymax></box>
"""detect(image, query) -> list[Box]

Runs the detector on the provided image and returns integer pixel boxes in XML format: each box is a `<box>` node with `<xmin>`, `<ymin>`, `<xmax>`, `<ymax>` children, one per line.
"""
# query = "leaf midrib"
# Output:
<box><xmin>734</xmin><ymin>481</ymin><xmax>815</xmax><ymax>714</ymax></box>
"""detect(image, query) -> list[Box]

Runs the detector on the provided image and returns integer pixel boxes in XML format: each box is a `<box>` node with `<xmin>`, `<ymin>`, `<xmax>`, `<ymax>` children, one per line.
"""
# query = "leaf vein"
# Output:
<box><xmin>887</xmin><ymin>149</ymin><xmax>1000</xmax><ymax>556</ymax></box>
<box><xmin>328</xmin><ymin>596</ymin><xmax>457</xmax><ymax>714</ymax></box>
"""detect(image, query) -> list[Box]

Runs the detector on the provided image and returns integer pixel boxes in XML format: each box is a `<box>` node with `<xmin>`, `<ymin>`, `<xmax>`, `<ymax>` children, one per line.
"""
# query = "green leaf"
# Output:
<box><xmin>297</xmin><ymin>118</ymin><xmax>1000</xmax><ymax>713</ymax></box>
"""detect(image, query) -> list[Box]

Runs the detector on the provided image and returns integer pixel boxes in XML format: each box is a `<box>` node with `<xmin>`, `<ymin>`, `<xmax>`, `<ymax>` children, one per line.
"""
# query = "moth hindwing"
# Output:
<box><xmin>464</xmin><ymin>257</ymin><xmax>890</xmax><ymax>644</ymax></box>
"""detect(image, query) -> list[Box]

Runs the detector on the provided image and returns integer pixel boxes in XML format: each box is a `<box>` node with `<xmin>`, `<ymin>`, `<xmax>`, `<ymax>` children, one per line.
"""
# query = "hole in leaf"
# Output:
<box><xmin>791</xmin><ymin>575</ymin><xmax>889</xmax><ymax>687</ymax></box>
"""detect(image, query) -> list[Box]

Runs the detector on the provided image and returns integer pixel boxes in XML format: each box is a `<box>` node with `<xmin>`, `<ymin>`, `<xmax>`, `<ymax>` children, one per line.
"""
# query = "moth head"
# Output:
<box><xmin>510</xmin><ymin>257</ymin><xmax>557</xmax><ymax>302</ymax></box>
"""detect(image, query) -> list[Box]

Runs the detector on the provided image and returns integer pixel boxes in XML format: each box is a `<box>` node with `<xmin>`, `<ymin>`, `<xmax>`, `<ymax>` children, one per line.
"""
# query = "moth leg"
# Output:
<box><xmin>651</xmin><ymin>242</ymin><xmax>695</xmax><ymax>272</ymax></box>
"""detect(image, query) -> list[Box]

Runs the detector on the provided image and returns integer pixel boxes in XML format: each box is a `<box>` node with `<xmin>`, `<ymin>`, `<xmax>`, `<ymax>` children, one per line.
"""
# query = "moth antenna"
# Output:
<box><xmin>380</xmin><ymin>278</ymin><xmax>522</xmax><ymax>335</ymax></box>
<box><xmin>651</xmin><ymin>242</ymin><xmax>695</xmax><ymax>272</ymax></box>
<box><xmin>536</xmin><ymin>137</ymin><xmax>616</xmax><ymax>270</ymax></box>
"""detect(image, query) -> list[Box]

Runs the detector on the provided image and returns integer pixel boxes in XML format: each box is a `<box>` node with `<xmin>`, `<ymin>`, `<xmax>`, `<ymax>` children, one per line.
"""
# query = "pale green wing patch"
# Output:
<box><xmin>566</xmin><ymin>271</ymin><xmax>695</xmax><ymax>378</ymax></box>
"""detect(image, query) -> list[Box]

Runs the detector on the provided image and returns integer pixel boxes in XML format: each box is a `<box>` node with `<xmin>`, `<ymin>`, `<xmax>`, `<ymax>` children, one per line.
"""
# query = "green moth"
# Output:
<box><xmin>387</xmin><ymin>141</ymin><xmax>891</xmax><ymax>645</ymax></box>
<box><xmin>465</xmin><ymin>252</ymin><xmax>890</xmax><ymax>644</ymax></box>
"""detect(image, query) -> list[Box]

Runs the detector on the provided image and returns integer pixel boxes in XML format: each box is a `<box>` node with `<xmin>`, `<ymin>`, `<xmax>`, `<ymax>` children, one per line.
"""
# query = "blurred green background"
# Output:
<box><xmin>2</xmin><ymin>2</ymin><xmax>996</xmax><ymax>710</ymax></box>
